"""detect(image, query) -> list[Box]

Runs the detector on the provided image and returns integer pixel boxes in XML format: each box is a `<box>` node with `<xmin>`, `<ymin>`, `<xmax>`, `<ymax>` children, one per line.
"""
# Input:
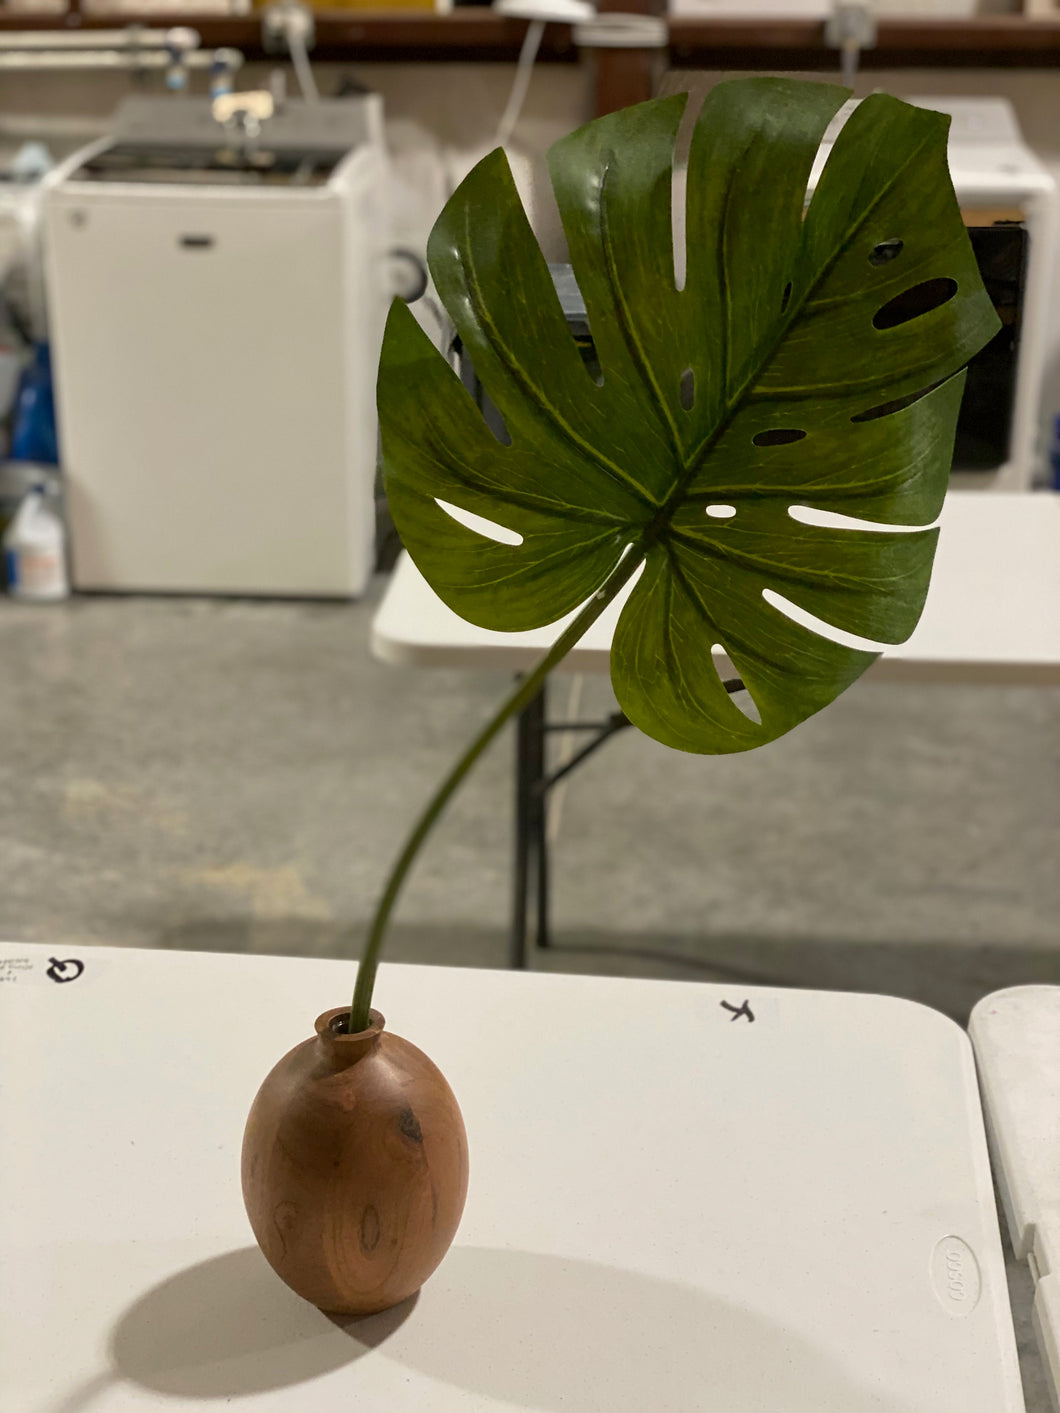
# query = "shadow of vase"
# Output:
<box><xmin>68</xmin><ymin>1241</ymin><xmax>929</xmax><ymax>1412</ymax></box>
<box><xmin>373</xmin><ymin>1245</ymin><xmax>925</xmax><ymax>1413</ymax></box>
<box><xmin>108</xmin><ymin>1245</ymin><xmax>415</xmax><ymax>1398</ymax></box>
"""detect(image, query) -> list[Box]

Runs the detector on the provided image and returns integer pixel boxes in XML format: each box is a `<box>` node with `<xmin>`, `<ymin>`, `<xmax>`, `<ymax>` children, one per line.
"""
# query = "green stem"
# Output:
<box><xmin>349</xmin><ymin>547</ymin><xmax>644</xmax><ymax>1032</ymax></box>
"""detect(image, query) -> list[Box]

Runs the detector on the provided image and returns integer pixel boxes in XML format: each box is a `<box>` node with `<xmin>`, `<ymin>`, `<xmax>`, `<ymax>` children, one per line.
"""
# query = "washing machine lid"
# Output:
<box><xmin>66</xmin><ymin>95</ymin><xmax>375</xmax><ymax>186</ymax></box>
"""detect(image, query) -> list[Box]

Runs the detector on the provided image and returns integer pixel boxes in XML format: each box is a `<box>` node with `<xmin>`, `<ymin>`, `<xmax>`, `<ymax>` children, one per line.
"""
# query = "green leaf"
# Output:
<box><xmin>378</xmin><ymin>78</ymin><xmax>999</xmax><ymax>754</ymax></box>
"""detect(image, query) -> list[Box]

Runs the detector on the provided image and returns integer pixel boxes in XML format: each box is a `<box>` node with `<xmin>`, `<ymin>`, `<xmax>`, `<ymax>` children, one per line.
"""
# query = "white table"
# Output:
<box><xmin>970</xmin><ymin>986</ymin><xmax>1060</xmax><ymax>1412</ymax></box>
<box><xmin>372</xmin><ymin>491</ymin><xmax>1060</xmax><ymax>965</ymax></box>
<box><xmin>372</xmin><ymin>492</ymin><xmax>1060</xmax><ymax>686</ymax></box>
<box><xmin>0</xmin><ymin>942</ymin><xmax>1025</xmax><ymax>1411</ymax></box>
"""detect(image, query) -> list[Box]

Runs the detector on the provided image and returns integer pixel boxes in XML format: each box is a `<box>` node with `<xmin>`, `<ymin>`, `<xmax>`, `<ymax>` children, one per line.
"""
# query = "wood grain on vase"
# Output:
<box><xmin>242</xmin><ymin>1008</ymin><xmax>469</xmax><ymax>1315</ymax></box>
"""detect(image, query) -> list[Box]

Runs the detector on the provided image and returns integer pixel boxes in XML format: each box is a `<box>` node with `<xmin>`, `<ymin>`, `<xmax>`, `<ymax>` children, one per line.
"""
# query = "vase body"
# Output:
<box><xmin>242</xmin><ymin>1007</ymin><xmax>469</xmax><ymax>1315</ymax></box>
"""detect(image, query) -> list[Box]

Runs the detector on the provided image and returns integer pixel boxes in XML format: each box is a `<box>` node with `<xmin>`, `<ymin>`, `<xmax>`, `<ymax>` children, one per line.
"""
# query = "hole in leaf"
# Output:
<box><xmin>752</xmin><ymin>428</ymin><xmax>806</xmax><ymax>448</ymax></box>
<box><xmin>731</xmin><ymin>690</ymin><xmax>761</xmax><ymax>725</ymax></box>
<box><xmin>850</xmin><ymin>374</ymin><xmax>950</xmax><ymax>423</ymax></box>
<box><xmin>872</xmin><ymin>278</ymin><xmax>958</xmax><ymax>331</ymax></box>
<box><xmin>714</xmin><ymin>644</ymin><xmax>761</xmax><ymax>722</ymax></box>
<box><xmin>672</xmin><ymin>157</ymin><xmax>688</xmax><ymax>291</ymax></box>
<box><xmin>705</xmin><ymin>504</ymin><xmax>736</xmax><ymax>520</ymax></box>
<box><xmin>780</xmin><ymin>281</ymin><xmax>792</xmax><ymax>313</ymax></box>
<box><xmin>574</xmin><ymin>333</ymin><xmax>603</xmax><ymax>387</ymax></box>
<box><xmin>454</xmin><ymin>336</ymin><xmax>513</xmax><ymax>444</ymax></box>
<box><xmin>762</xmin><ymin>588</ymin><xmax>891</xmax><ymax>652</ymax></box>
<box><xmin>788</xmin><ymin>505</ymin><xmax>937</xmax><ymax>534</ymax></box>
<box><xmin>868</xmin><ymin>238</ymin><xmax>904</xmax><ymax>266</ymax></box>
<box><xmin>474</xmin><ymin>394</ymin><xmax>511</xmax><ymax>446</ymax></box>
<box><xmin>435</xmin><ymin>499</ymin><xmax>523</xmax><ymax>546</ymax></box>
<box><xmin>679</xmin><ymin>367</ymin><xmax>695</xmax><ymax>411</ymax></box>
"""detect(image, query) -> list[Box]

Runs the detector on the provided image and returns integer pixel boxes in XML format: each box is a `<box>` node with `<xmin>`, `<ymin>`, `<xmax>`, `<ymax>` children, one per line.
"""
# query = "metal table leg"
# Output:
<box><xmin>512</xmin><ymin>681</ymin><xmax>547</xmax><ymax>970</ymax></box>
<box><xmin>507</xmin><ymin>674</ymin><xmax>744</xmax><ymax>970</ymax></box>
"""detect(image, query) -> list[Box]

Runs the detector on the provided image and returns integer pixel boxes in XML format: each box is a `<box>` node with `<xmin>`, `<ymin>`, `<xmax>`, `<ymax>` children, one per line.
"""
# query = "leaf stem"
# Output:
<box><xmin>348</xmin><ymin>547</ymin><xmax>645</xmax><ymax>1032</ymax></box>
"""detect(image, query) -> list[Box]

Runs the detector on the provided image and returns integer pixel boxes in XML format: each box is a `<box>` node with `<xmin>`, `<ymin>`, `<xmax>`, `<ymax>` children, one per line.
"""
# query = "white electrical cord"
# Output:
<box><xmin>494</xmin><ymin>18</ymin><xmax>544</xmax><ymax>150</ymax></box>
<box><xmin>287</xmin><ymin>22</ymin><xmax>318</xmax><ymax>103</ymax></box>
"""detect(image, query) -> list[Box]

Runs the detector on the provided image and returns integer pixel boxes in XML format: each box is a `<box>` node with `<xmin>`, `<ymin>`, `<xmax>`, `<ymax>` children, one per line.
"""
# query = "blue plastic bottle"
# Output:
<box><xmin>9</xmin><ymin>342</ymin><xmax>58</xmax><ymax>466</ymax></box>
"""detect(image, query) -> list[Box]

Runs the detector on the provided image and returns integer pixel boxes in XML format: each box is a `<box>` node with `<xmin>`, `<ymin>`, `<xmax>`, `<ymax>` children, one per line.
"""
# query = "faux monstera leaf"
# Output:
<box><xmin>378</xmin><ymin>78</ymin><xmax>999</xmax><ymax>755</ymax></box>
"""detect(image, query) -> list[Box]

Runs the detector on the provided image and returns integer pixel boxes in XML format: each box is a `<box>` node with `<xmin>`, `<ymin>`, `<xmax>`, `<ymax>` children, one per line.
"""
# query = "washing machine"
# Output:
<box><xmin>43</xmin><ymin>94</ymin><xmax>389</xmax><ymax>596</ymax></box>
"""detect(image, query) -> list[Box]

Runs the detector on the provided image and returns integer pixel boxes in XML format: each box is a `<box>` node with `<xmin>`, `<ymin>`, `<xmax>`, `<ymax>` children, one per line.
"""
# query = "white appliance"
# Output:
<box><xmin>42</xmin><ymin>95</ymin><xmax>389</xmax><ymax>596</ymax></box>
<box><xmin>814</xmin><ymin>97</ymin><xmax>1057</xmax><ymax>491</ymax></box>
<box><xmin>0</xmin><ymin>160</ymin><xmax>48</xmax><ymax>345</ymax></box>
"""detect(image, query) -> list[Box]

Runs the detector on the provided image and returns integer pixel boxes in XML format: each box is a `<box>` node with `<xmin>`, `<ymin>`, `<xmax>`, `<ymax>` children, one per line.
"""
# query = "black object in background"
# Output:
<box><xmin>955</xmin><ymin>224</ymin><xmax>1028</xmax><ymax>474</ymax></box>
<box><xmin>455</xmin><ymin>255</ymin><xmax>1027</xmax><ymax>479</ymax></box>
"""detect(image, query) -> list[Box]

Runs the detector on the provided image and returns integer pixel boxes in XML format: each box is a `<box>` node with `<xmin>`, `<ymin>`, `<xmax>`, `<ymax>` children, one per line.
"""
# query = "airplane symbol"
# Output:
<box><xmin>720</xmin><ymin>999</ymin><xmax>754</xmax><ymax>1023</ymax></box>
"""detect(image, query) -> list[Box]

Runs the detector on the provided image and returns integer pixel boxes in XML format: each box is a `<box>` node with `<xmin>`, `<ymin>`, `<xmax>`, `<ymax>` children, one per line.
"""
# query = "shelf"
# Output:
<box><xmin>0</xmin><ymin>10</ymin><xmax>1058</xmax><ymax>66</ymax></box>
<box><xmin>669</xmin><ymin>16</ymin><xmax>1060</xmax><ymax>69</ymax></box>
<box><xmin>0</xmin><ymin>10</ymin><xmax>580</xmax><ymax>63</ymax></box>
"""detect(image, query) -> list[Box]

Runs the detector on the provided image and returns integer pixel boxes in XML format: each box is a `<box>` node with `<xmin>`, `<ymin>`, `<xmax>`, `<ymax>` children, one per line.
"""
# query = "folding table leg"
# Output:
<box><xmin>511</xmin><ymin>681</ymin><xmax>548</xmax><ymax>969</ymax></box>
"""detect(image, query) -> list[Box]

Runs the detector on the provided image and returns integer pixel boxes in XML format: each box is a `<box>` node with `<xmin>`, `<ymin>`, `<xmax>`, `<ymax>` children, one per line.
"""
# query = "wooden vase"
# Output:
<box><xmin>241</xmin><ymin>1007</ymin><xmax>469</xmax><ymax>1316</ymax></box>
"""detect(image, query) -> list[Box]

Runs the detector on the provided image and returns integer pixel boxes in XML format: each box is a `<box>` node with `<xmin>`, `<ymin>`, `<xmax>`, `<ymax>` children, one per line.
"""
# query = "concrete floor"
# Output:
<box><xmin>0</xmin><ymin>581</ymin><xmax>1056</xmax><ymax>1408</ymax></box>
<box><xmin>2</xmin><ymin>583</ymin><xmax>1058</xmax><ymax>1016</ymax></box>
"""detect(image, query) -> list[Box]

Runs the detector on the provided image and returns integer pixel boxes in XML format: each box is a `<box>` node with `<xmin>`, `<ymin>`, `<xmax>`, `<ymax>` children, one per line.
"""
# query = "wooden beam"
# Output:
<box><xmin>668</xmin><ymin>15</ymin><xmax>1060</xmax><ymax>69</ymax></box>
<box><xmin>592</xmin><ymin>0</ymin><xmax>665</xmax><ymax>116</ymax></box>
<box><xmin>0</xmin><ymin>10</ymin><xmax>579</xmax><ymax>64</ymax></box>
<box><xmin>1</xmin><ymin>11</ymin><xmax>1059</xmax><ymax>69</ymax></box>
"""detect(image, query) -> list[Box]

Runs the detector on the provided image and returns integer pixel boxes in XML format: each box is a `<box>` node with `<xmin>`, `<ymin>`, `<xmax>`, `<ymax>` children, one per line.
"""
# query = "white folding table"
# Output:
<box><xmin>372</xmin><ymin>491</ymin><xmax>1060</xmax><ymax>964</ymax></box>
<box><xmin>0</xmin><ymin>942</ymin><xmax>1028</xmax><ymax>1411</ymax></box>
<box><xmin>372</xmin><ymin>492</ymin><xmax>1060</xmax><ymax>686</ymax></box>
<box><xmin>970</xmin><ymin>986</ymin><xmax>1060</xmax><ymax>1413</ymax></box>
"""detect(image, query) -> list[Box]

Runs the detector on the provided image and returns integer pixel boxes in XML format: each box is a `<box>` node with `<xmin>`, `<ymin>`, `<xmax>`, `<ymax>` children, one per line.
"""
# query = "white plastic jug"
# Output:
<box><xmin>3</xmin><ymin>485</ymin><xmax>68</xmax><ymax>601</ymax></box>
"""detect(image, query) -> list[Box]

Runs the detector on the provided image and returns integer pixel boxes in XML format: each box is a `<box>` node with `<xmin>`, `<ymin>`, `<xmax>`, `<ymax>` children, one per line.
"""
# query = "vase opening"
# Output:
<box><xmin>315</xmin><ymin>1006</ymin><xmax>385</xmax><ymax>1043</ymax></box>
